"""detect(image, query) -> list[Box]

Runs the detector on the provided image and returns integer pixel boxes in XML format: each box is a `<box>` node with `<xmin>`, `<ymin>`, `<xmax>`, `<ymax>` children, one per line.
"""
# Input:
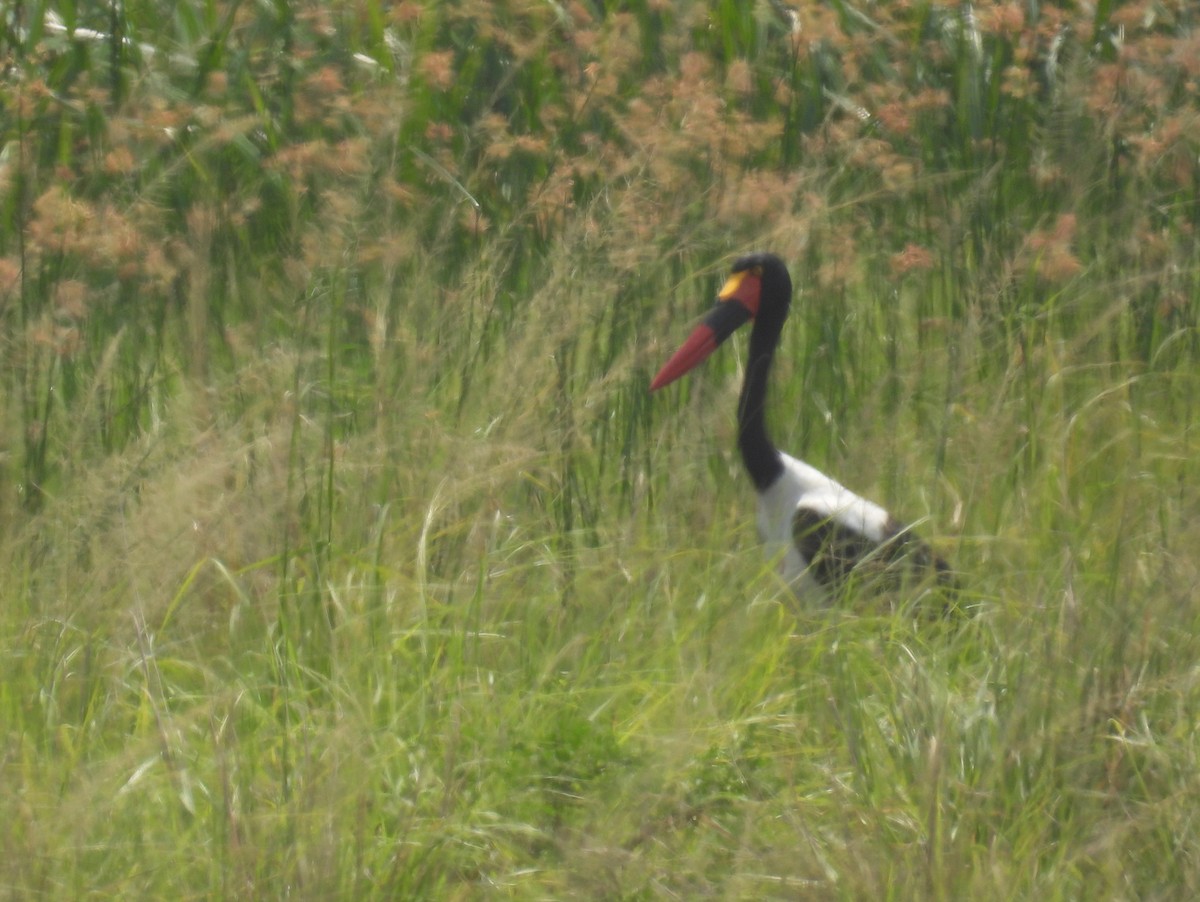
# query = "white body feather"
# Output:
<box><xmin>756</xmin><ymin>451</ymin><xmax>894</xmax><ymax>591</ymax></box>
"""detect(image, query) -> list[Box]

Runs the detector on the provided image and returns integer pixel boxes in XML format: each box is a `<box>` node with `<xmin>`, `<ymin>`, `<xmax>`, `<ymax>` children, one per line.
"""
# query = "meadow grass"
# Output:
<box><xmin>2</xmin><ymin>0</ymin><xmax>1200</xmax><ymax>897</ymax></box>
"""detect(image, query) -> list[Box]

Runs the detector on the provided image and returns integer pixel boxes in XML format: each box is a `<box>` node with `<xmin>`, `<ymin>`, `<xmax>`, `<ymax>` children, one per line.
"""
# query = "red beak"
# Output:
<box><xmin>649</xmin><ymin>271</ymin><xmax>761</xmax><ymax>392</ymax></box>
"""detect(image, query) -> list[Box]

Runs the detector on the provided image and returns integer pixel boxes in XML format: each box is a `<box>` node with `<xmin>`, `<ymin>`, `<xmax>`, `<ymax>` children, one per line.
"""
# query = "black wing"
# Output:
<box><xmin>792</xmin><ymin>508</ymin><xmax>954</xmax><ymax>592</ymax></box>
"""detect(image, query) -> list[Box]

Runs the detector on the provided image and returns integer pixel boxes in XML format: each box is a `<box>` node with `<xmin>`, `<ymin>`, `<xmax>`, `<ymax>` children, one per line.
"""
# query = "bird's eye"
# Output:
<box><xmin>751</xmin><ymin>265</ymin><xmax>763</xmax><ymax>276</ymax></box>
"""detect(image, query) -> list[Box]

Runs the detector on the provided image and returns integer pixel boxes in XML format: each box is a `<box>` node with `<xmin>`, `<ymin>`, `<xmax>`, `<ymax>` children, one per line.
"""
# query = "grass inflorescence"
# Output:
<box><xmin>2</xmin><ymin>0</ymin><xmax>1199</xmax><ymax>897</ymax></box>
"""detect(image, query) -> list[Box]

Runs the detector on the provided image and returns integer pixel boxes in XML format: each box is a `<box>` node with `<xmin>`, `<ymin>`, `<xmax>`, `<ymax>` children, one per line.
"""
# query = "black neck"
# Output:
<box><xmin>737</xmin><ymin>319</ymin><xmax>785</xmax><ymax>492</ymax></box>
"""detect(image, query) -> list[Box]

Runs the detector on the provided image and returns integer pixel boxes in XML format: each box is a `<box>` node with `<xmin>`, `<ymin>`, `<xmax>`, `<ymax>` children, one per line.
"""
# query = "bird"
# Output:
<box><xmin>650</xmin><ymin>252</ymin><xmax>953</xmax><ymax>600</ymax></box>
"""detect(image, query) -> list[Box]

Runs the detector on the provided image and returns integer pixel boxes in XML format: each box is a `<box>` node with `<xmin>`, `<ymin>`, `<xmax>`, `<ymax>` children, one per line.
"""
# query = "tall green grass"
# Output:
<box><xmin>2</xmin><ymin>0</ymin><xmax>1199</xmax><ymax>897</ymax></box>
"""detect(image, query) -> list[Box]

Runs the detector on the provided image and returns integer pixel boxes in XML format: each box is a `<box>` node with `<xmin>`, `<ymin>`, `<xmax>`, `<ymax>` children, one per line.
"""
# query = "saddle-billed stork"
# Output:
<box><xmin>651</xmin><ymin>252</ymin><xmax>952</xmax><ymax>598</ymax></box>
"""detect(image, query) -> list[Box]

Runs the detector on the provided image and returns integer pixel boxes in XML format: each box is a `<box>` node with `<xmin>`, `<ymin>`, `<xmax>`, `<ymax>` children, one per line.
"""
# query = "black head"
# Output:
<box><xmin>728</xmin><ymin>252</ymin><xmax>792</xmax><ymax>323</ymax></box>
<box><xmin>649</xmin><ymin>252</ymin><xmax>793</xmax><ymax>392</ymax></box>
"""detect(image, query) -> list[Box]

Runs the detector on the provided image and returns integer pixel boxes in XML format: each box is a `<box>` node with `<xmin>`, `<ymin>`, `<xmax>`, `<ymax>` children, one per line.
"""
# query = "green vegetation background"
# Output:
<box><xmin>2</xmin><ymin>0</ymin><xmax>1198</xmax><ymax>897</ymax></box>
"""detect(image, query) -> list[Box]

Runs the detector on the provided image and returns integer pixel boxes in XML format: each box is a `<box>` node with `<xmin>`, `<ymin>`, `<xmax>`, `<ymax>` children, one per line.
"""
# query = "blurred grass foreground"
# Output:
<box><xmin>2</xmin><ymin>1</ymin><xmax>1200</xmax><ymax>897</ymax></box>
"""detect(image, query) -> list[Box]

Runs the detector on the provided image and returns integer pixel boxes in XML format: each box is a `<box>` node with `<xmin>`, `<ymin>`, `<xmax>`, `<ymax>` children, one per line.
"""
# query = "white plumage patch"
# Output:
<box><xmin>757</xmin><ymin>452</ymin><xmax>894</xmax><ymax>592</ymax></box>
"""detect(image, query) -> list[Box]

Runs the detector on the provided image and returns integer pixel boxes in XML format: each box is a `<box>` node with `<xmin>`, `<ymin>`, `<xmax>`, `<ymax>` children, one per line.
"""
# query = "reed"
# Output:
<box><xmin>1</xmin><ymin>0</ymin><xmax>1198</xmax><ymax>896</ymax></box>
